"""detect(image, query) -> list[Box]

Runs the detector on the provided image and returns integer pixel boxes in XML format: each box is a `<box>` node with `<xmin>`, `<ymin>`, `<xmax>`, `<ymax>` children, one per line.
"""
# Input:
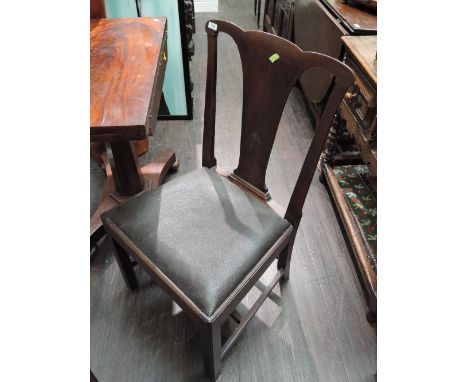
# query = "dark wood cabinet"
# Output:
<box><xmin>295</xmin><ymin>0</ymin><xmax>346</xmax><ymax>109</ymax></box>
<box><xmin>263</xmin><ymin>0</ymin><xmax>294</xmax><ymax>41</ymax></box>
<box><xmin>294</xmin><ymin>0</ymin><xmax>376</xmax><ymax>117</ymax></box>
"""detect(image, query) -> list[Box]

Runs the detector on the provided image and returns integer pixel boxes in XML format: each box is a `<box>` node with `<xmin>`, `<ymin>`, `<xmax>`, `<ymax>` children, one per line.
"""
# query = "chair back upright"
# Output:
<box><xmin>202</xmin><ymin>20</ymin><xmax>355</xmax><ymax>225</ymax></box>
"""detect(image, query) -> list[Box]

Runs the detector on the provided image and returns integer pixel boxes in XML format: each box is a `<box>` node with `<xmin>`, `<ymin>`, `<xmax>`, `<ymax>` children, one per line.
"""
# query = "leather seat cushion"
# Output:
<box><xmin>102</xmin><ymin>167</ymin><xmax>291</xmax><ymax>317</ymax></box>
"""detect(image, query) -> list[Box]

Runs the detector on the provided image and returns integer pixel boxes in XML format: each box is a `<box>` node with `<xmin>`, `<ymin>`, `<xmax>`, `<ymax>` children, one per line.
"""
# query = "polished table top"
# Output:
<box><xmin>320</xmin><ymin>0</ymin><xmax>377</xmax><ymax>34</ymax></box>
<box><xmin>90</xmin><ymin>16</ymin><xmax>175</xmax><ymax>244</ymax></box>
<box><xmin>341</xmin><ymin>35</ymin><xmax>377</xmax><ymax>87</ymax></box>
<box><xmin>90</xmin><ymin>17</ymin><xmax>167</xmax><ymax>141</ymax></box>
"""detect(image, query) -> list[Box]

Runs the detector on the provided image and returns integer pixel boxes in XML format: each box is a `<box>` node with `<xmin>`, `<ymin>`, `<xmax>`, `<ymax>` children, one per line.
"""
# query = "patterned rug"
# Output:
<box><xmin>332</xmin><ymin>165</ymin><xmax>377</xmax><ymax>273</ymax></box>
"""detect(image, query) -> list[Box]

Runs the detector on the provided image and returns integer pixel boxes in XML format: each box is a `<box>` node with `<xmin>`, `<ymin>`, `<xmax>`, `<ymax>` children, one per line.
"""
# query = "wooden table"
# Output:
<box><xmin>320</xmin><ymin>0</ymin><xmax>377</xmax><ymax>35</ymax></box>
<box><xmin>90</xmin><ymin>17</ymin><xmax>176</xmax><ymax>247</ymax></box>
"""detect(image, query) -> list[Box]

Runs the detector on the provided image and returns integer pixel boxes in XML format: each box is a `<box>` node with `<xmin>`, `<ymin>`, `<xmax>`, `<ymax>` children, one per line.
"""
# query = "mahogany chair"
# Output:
<box><xmin>102</xmin><ymin>20</ymin><xmax>354</xmax><ymax>381</ymax></box>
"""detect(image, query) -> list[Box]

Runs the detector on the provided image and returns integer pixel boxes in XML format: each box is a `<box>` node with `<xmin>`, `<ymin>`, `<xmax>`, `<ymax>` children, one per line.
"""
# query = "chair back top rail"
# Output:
<box><xmin>202</xmin><ymin>20</ymin><xmax>354</xmax><ymax>225</ymax></box>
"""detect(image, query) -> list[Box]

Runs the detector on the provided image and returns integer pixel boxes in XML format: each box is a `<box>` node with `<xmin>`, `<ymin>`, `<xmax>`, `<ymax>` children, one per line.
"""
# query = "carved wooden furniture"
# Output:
<box><xmin>263</xmin><ymin>0</ymin><xmax>295</xmax><ymax>40</ymax></box>
<box><xmin>185</xmin><ymin>0</ymin><xmax>196</xmax><ymax>58</ymax></box>
<box><xmin>90</xmin><ymin>17</ymin><xmax>176</xmax><ymax>249</ymax></box>
<box><xmin>340</xmin><ymin>35</ymin><xmax>376</xmax><ymax>176</ymax></box>
<box><xmin>294</xmin><ymin>0</ymin><xmax>376</xmax><ymax>119</ymax></box>
<box><xmin>101</xmin><ymin>20</ymin><xmax>354</xmax><ymax>381</ymax></box>
<box><xmin>320</xmin><ymin>35</ymin><xmax>377</xmax><ymax>322</ymax></box>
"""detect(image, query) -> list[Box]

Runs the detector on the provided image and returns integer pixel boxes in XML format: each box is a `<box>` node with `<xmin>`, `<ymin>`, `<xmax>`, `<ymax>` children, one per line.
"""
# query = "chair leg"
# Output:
<box><xmin>111</xmin><ymin>239</ymin><xmax>138</xmax><ymax>290</ymax></box>
<box><xmin>201</xmin><ymin>321</ymin><xmax>221</xmax><ymax>381</ymax></box>
<box><xmin>257</xmin><ymin>0</ymin><xmax>262</xmax><ymax>28</ymax></box>
<box><xmin>277</xmin><ymin>231</ymin><xmax>298</xmax><ymax>280</ymax></box>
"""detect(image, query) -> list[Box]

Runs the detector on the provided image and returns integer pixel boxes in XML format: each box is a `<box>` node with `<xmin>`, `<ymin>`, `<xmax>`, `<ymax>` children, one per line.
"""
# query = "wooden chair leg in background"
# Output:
<box><xmin>256</xmin><ymin>0</ymin><xmax>262</xmax><ymax>28</ymax></box>
<box><xmin>111</xmin><ymin>239</ymin><xmax>138</xmax><ymax>290</ymax></box>
<box><xmin>201</xmin><ymin>321</ymin><xmax>221</xmax><ymax>381</ymax></box>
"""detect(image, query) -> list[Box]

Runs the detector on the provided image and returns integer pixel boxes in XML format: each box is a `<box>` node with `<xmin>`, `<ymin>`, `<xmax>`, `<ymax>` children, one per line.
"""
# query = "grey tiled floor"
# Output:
<box><xmin>90</xmin><ymin>1</ymin><xmax>376</xmax><ymax>381</ymax></box>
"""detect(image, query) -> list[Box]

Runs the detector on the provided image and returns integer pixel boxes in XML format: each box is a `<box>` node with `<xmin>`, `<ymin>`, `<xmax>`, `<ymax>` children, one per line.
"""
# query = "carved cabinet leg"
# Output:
<box><xmin>320</xmin><ymin>112</ymin><xmax>342</xmax><ymax>166</ymax></box>
<box><xmin>201</xmin><ymin>321</ymin><xmax>221</xmax><ymax>381</ymax></box>
<box><xmin>319</xmin><ymin>112</ymin><xmax>342</xmax><ymax>183</ymax></box>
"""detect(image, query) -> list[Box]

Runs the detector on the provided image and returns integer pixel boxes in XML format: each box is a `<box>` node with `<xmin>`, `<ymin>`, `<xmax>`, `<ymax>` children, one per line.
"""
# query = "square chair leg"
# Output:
<box><xmin>201</xmin><ymin>321</ymin><xmax>221</xmax><ymax>381</ymax></box>
<box><xmin>277</xmin><ymin>231</ymin><xmax>297</xmax><ymax>280</ymax></box>
<box><xmin>111</xmin><ymin>239</ymin><xmax>138</xmax><ymax>290</ymax></box>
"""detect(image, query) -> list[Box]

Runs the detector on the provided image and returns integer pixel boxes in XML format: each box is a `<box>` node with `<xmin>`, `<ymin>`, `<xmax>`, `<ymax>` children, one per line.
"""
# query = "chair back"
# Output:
<box><xmin>202</xmin><ymin>20</ymin><xmax>355</xmax><ymax>225</ymax></box>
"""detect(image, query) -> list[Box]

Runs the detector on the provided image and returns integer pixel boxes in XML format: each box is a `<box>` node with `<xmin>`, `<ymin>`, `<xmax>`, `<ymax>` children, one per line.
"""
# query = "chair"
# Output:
<box><xmin>101</xmin><ymin>19</ymin><xmax>354</xmax><ymax>381</ymax></box>
<box><xmin>254</xmin><ymin>0</ymin><xmax>262</xmax><ymax>28</ymax></box>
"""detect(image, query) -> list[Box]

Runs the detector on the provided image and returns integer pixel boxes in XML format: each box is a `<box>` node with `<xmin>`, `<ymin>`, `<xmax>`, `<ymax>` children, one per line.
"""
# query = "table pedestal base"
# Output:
<box><xmin>90</xmin><ymin>149</ymin><xmax>177</xmax><ymax>250</ymax></box>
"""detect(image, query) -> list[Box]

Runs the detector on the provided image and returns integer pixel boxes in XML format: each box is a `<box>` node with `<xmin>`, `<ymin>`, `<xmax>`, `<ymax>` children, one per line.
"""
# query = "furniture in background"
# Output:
<box><xmin>294</xmin><ymin>0</ymin><xmax>376</xmax><ymax>119</ymax></box>
<box><xmin>319</xmin><ymin>0</ymin><xmax>376</xmax><ymax>33</ymax></box>
<box><xmin>101</xmin><ymin>20</ymin><xmax>354</xmax><ymax>381</ymax></box>
<box><xmin>104</xmin><ymin>0</ymin><xmax>194</xmax><ymax>119</ymax></box>
<box><xmin>185</xmin><ymin>0</ymin><xmax>196</xmax><ymax>58</ymax></box>
<box><xmin>90</xmin><ymin>0</ymin><xmax>106</xmax><ymax>18</ymax></box>
<box><xmin>320</xmin><ymin>35</ymin><xmax>377</xmax><ymax>322</ymax></box>
<box><xmin>342</xmin><ymin>0</ymin><xmax>377</xmax><ymax>10</ymax></box>
<box><xmin>89</xmin><ymin>0</ymin><xmax>150</xmax><ymax>159</ymax></box>
<box><xmin>90</xmin><ymin>17</ymin><xmax>176</xmax><ymax>249</ymax></box>
<box><xmin>292</xmin><ymin>0</ymin><xmax>376</xmax><ymax>322</ymax></box>
<box><xmin>254</xmin><ymin>0</ymin><xmax>261</xmax><ymax>27</ymax></box>
<box><xmin>263</xmin><ymin>0</ymin><xmax>295</xmax><ymax>40</ymax></box>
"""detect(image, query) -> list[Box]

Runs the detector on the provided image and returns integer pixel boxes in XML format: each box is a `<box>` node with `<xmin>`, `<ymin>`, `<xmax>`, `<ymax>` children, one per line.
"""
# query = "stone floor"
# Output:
<box><xmin>91</xmin><ymin>1</ymin><xmax>376</xmax><ymax>381</ymax></box>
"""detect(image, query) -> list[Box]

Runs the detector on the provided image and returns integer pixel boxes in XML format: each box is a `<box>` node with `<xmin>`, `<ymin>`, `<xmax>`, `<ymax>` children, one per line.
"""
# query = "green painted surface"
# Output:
<box><xmin>104</xmin><ymin>0</ymin><xmax>138</xmax><ymax>18</ymax></box>
<box><xmin>104</xmin><ymin>0</ymin><xmax>188</xmax><ymax>116</ymax></box>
